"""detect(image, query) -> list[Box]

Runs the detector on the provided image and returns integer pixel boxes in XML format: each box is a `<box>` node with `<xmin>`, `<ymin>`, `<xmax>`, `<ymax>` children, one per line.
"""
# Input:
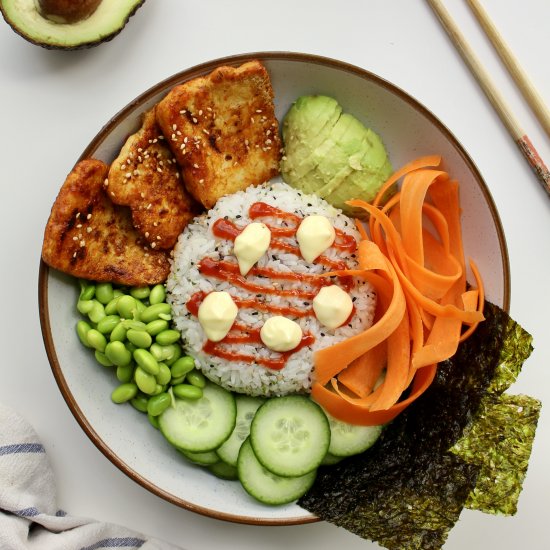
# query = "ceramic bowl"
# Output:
<box><xmin>39</xmin><ymin>52</ymin><xmax>510</xmax><ymax>525</ymax></box>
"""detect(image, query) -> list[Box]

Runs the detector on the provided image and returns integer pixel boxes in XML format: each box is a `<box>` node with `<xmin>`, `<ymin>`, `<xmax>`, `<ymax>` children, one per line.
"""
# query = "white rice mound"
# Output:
<box><xmin>166</xmin><ymin>180</ymin><xmax>377</xmax><ymax>397</ymax></box>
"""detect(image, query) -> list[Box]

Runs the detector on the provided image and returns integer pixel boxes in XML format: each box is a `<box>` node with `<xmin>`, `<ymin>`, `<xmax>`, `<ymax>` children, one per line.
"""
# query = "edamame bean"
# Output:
<box><xmin>135</xmin><ymin>366</ymin><xmax>157</xmax><ymax>395</ymax></box>
<box><xmin>127</xmin><ymin>329</ymin><xmax>152</xmax><ymax>349</ymax></box>
<box><xmin>77</xmin><ymin>299</ymin><xmax>94</xmax><ymax>315</ymax></box>
<box><xmin>79</xmin><ymin>280</ymin><xmax>95</xmax><ymax>301</ymax></box>
<box><xmin>133</xmin><ymin>349</ymin><xmax>159</xmax><ymax>376</ymax></box>
<box><xmin>135</xmin><ymin>298</ymin><xmax>147</xmax><ymax>316</ymax></box>
<box><xmin>130</xmin><ymin>286</ymin><xmax>151</xmax><ymax>300</ymax></box>
<box><xmin>164</xmin><ymin>344</ymin><xmax>182</xmax><ymax>366</ymax></box>
<box><xmin>96</xmin><ymin>315</ymin><xmax>121</xmax><ymax>335</ymax></box>
<box><xmin>155</xmin><ymin>329</ymin><xmax>181</xmax><ymax>346</ymax></box>
<box><xmin>186</xmin><ymin>370</ymin><xmax>206</xmax><ymax>389</ymax></box>
<box><xmin>86</xmin><ymin>329</ymin><xmax>107</xmax><ymax>352</ymax></box>
<box><xmin>109</xmin><ymin>322</ymin><xmax>127</xmax><ymax>342</ymax></box>
<box><xmin>88</xmin><ymin>300</ymin><xmax>106</xmax><ymax>324</ymax></box>
<box><xmin>170</xmin><ymin>375</ymin><xmax>186</xmax><ymax>385</ymax></box>
<box><xmin>95</xmin><ymin>350</ymin><xmax>114</xmax><ymax>367</ymax></box>
<box><xmin>130</xmin><ymin>393</ymin><xmax>149</xmax><ymax>413</ymax></box>
<box><xmin>76</xmin><ymin>320</ymin><xmax>93</xmax><ymax>348</ymax></box>
<box><xmin>105</xmin><ymin>295</ymin><xmax>122</xmax><ymax>315</ymax></box>
<box><xmin>170</xmin><ymin>356</ymin><xmax>195</xmax><ymax>379</ymax></box>
<box><xmin>105</xmin><ymin>341</ymin><xmax>132</xmax><ymax>367</ymax></box>
<box><xmin>147</xmin><ymin>392</ymin><xmax>171</xmax><ymax>416</ymax></box>
<box><xmin>149</xmin><ymin>343</ymin><xmax>164</xmax><ymax>362</ymax></box>
<box><xmin>116</xmin><ymin>364</ymin><xmax>135</xmax><ymax>383</ymax></box>
<box><xmin>148</xmin><ymin>413</ymin><xmax>160</xmax><ymax>429</ymax></box>
<box><xmin>121</xmin><ymin>319</ymin><xmax>147</xmax><ymax>331</ymax></box>
<box><xmin>111</xmin><ymin>383</ymin><xmax>138</xmax><ymax>404</ymax></box>
<box><xmin>145</xmin><ymin>319</ymin><xmax>169</xmax><ymax>336</ymax></box>
<box><xmin>117</xmin><ymin>295</ymin><xmax>138</xmax><ymax>320</ymax></box>
<box><xmin>113</xmin><ymin>289</ymin><xmax>124</xmax><ymax>299</ymax></box>
<box><xmin>95</xmin><ymin>283</ymin><xmax>114</xmax><ymax>305</ymax></box>
<box><xmin>149</xmin><ymin>284</ymin><xmax>166</xmax><ymax>305</ymax></box>
<box><xmin>156</xmin><ymin>363</ymin><xmax>172</xmax><ymax>386</ymax></box>
<box><xmin>126</xmin><ymin>341</ymin><xmax>137</xmax><ymax>354</ymax></box>
<box><xmin>151</xmin><ymin>383</ymin><xmax>164</xmax><ymax>396</ymax></box>
<box><xmin>140</xmin><ymin>303</ymin><xmax>171</xmax><ymax>323</ymax></box>
<box><xmin>172</xmin><ymin>384</ymin><xmax>203</xmax><ymax>400</ymax></box>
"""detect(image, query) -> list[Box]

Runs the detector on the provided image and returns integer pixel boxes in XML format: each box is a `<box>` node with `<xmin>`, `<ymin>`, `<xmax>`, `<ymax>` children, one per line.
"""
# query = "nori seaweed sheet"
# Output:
<box><xmin>298</xmin><ymin>301</ymin><xmax>536</xmax><ymax>549</ymax></box>
<box><xmin>451</xmin><ymin>393</ymin><xmax>541</xmax><ymax>515</ymax></box>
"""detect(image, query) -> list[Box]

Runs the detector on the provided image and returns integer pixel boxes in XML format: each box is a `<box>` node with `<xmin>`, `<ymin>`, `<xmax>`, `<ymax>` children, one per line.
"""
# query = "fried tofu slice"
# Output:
<box><xmin>156</xmin><ymin>60</ymin><xmax>281</xmax><ymax>209</ymax></box>
<box><xmin>106</xmin><ymin>107</ymin><xmax>199</xmax><ymax>250</ymax></box>
<box><xmin>42</xmin><ymin>159</ymin><xmax>170</xmax><ymax>285</ymax></box>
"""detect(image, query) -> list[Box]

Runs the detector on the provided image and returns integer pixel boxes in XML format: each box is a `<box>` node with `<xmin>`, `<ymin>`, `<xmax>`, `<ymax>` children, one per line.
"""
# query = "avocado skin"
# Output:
<box><xmin>281</xmin><ymin>95</ymin><xmax>393</xmax><ymax>217</ymax></box>
<box><xmin>0</xmin><ymin>0</ymin><xmax>146</xmax><ymax>50</ymax></box>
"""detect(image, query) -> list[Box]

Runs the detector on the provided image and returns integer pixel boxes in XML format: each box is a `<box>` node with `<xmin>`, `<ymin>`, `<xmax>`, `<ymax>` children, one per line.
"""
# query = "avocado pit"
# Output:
<box><xmin>38</xmin><ymin>0</ymin><xmax>102</xmax><ymax>24</ymax></box>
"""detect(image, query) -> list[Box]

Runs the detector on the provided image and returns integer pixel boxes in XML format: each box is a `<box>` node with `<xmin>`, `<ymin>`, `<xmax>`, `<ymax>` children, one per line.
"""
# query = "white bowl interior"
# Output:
<box><xmin>42</xmin><ymin>54</ymin><xmax>509</xmax><ymax>524</ymax></box>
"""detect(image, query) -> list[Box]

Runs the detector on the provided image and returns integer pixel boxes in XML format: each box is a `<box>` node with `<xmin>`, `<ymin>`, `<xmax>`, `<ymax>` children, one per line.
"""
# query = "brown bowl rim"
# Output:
<box><xmin>38</xmin><ymin>50</ymin><xmax>511</xmax><ymax>526</ymax></box>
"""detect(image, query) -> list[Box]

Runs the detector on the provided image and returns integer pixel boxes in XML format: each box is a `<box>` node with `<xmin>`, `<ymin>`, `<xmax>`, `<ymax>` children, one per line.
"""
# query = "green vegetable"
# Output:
<box><xmin>170</xmin><ymin>356</ymin><xmax>195</xmax><ymax>379</ymax></box>
<box><xmin>96</xmin><ymin>315</ymin><xmax>121</xmax><ymax>334</ymax></box>
<box><xmin>86</xmin><ymin>329</ymin><xmax>107</xmax><ymax>352</ymax></box>
<box><xmin>116</xmin><ymin>364</ymin><xmax>135</xmax><ymax>383</ymax></box>
<box><xmin>156</xmin><ymin>363</ymin><xmax>172</xmax><ymax>386</ymax></box>
<box><xmin>149</xmin><ymin>284</ymin><xmax>166</xmax><ymax>305</ymax></box>
<box><xmin>94</xmin><ymin>350</ymin><xmax>114</xmax><ymax>367</ymax></box>
<box><xmin>147</xmin><ymin>392</ymin><xmax>171</xmax><ymax>417</ymax></box>
<box><xmin>280</xmin><ymin>95</ymin><xmax>393</xmax><ymax>216</ymax></box>
<box><xmin>133</xmin><ymin>348</ymin><xmax>159</xmax><ymax>376</ymax></box>
<box><xmin>130</xmin><ymin>286</ymin><xmax>150</xmax><ymax>300</ymax></box>
<box><xmin>126</xmin><ymin>328</ymin><xmax>153</xmax><ymax>349</ymax></box>
<box><xmin>134</xmin><ymin>366</ymin><xmax>157</xmax><ymax>395</ymax></box>
<box><xmin>111</xmin><ymin>383</ymin><xmax>138</xmax><ymax>404</ymax></box>
<box><xmin>95</xmin><ymin>283</ymin><xmax>114</xmax><ymax>305</ymax></box>
<box><xmin>145</xmin><ymin>319</ymin><xmax>169</xmax><ymax>336</ymax></box>
<box><xmin>109</xmin><ymin>322</ymin><xmax>127</xmax><ymax>342</ymax></box>
<box><xmin>105</xmin><ymin>341</ymin><xmax>132</xmax><ymax>367</ymax></box>
<box><xmin>130</xmin><ymin>394</ymin><xmax>149</xmax><ymax>413</ymax></box>
<box><xmin>76</xmin><ymin>320</ymin><xmax>93</xmax><ymax>348</ymax></box>
<box><xmin>155</xmin><ymin>329</ymin><xmax>181</xmax><ymax>346</ymax></box>
<box><xmin>140</xmin><ymin>303</ymin><xmax>171</xmax><ymax>323</ymax></box>
<box><xmin>186</xmin><ymin>370</ymin><xmax>206</xmax><ymax>389</ymax></box>
<box><xmin>78</xmin><ymin>280</ymin><xmax>95</xmax><ymax>301</ymax></box>
<box><xmin>116</xmin><ymin>295</ymin><xmax>138</xmax><ymax>320</ymax></box>
<box><xmin>172</xmin><ymin>383</ymin><xmax>203</xmax><ymax>400</ymax></box>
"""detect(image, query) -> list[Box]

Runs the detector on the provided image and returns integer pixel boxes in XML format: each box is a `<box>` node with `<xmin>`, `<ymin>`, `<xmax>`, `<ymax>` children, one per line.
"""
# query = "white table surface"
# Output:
<box><xmin>1</xmin><ymin>1</ymin><xmax>549</xmax><ymax>549</ymax></box>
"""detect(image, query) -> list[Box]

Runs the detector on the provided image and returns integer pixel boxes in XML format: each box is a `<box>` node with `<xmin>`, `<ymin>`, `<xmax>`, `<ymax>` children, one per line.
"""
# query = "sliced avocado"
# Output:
<box><xmin>289</xmin><ymin>110</ymin><xmax>356</xmax><ymax>194</ymax></box>
<box><xmin>0</xmin><ymin>0</ymin><xmax>145</xmax><ymax>50</ymax></box>
<box><xmin>314</xmin><ymin>114</ymin><xmax>375</xmax><ymax>191</ymax></box>
<box><xmin>280</xmin><ymin>95</ymin><xmax>341</xmax><ymax>193</ymax></box>
<box><xmin>320</xmin><ymin>127</ymin><xmax>393</xmax><ymax>215</ymax></box>
<box><xmin>280</xmin><ymin>94</ymin><xmax>393</xmax><ymax>215</ymax></box>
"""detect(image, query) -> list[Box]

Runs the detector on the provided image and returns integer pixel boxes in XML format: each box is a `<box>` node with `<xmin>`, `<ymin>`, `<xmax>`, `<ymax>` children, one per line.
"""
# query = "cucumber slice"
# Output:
<box><xmin>208</xmin><ymin>460</ymin><xmax>239</xmax><ymax>480</ymax></box>
<box><xmin>321</xmin><ymin>452</ymin><xmax>344</xmax><ymax>466</ymax></box>
<box><xmin>179</xmin><ymin>449</ymin><xmax>220</xmax><ymax>466</ymax></box>
<box><xmin>216</xmin><ymin>395</ymin><xmax>265</xmax><ymax>467</ymax></box>
<box><xmin>250</xmin><ymin>395</ymin><xmax>330</xmax><ymax>477</ymax></box>
<box><xmin>238</xmin><ymin>438</ymin><xmax>316</xmax><ymax>505</ymax></box>
<box><xmin>159</xmin><ymin>382</ymin><xmax>236</xmax><ymax>452</ymax></box>
<box><xmin>326</xmin><ymin>412</ymin><xmax>383</xmax><ymax>457</ymax></box>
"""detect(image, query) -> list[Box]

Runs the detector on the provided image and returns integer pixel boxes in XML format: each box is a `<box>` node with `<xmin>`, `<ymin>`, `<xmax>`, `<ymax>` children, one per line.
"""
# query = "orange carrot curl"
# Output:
<box><xmin>311</xmin><ymin>156</ymin><xmax>485</xmax><ymax>425</ymax></box>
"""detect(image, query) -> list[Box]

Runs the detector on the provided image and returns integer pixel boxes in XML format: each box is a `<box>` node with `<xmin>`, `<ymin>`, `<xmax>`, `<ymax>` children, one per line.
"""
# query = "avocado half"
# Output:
<box><xmin>0</xmin><ymin>0</ymin><xmax>146</xmax><ymax>50</ymax></box>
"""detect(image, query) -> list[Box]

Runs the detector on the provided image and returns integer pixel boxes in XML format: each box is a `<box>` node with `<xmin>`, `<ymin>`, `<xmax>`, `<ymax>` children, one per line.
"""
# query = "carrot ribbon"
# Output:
<box><xmin>311</xmin><ymin>156</ymin><xmax>485</xmax><ymax>426</ymax></box>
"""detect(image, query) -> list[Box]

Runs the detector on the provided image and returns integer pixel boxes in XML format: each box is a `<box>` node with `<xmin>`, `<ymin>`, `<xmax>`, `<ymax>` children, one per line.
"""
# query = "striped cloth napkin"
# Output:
<box><xmin>0</xmin><ymin>402</ymin><xmax>182</xmax><ymax>550</ymax></box>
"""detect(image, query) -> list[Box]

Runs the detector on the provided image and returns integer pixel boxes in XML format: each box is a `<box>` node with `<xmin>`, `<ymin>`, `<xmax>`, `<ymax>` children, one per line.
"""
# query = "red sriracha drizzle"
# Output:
<box><xmin>185</xmin><ymin>202</ymin><xmax>358</xmax><ymax>370</ymax></box>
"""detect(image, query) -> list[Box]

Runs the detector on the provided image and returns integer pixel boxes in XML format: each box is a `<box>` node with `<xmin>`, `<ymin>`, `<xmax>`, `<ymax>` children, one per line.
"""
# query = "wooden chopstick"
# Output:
<box><xmin>467</xmin><ymin>0</ymin><xmax>550</xmax><ymax>139</ymax></box>
<box><xmin>426</xmin><ymin>0</ymin><xmax>550</xmax><ymax>197</ymax></box>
